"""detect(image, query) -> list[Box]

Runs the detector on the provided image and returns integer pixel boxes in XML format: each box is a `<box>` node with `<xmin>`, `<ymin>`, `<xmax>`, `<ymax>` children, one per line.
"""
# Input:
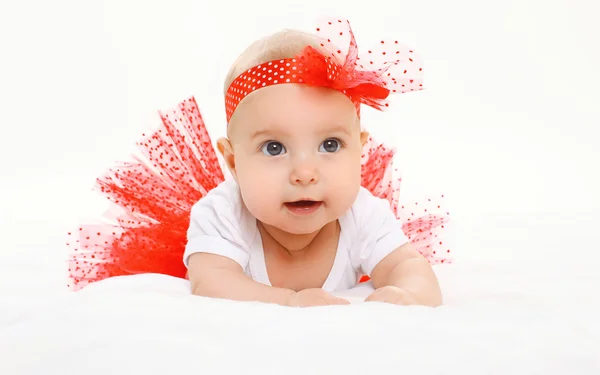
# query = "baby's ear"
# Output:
<box><xmin>217</xmin><ymin>137</ymin><xmax>237</xmax><ymax>180</ymax></box>
<box><xmin>360</xmin><ymin>131</ymin><xmax>370</xmax><ymax>147</ymax></box>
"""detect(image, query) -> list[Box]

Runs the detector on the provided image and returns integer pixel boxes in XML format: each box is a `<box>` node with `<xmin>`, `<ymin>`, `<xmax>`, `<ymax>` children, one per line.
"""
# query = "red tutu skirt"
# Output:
<box><xmin>67</xmin><ymin>97</ymin><xmax>451</xmax><ymax>290</ymax></box>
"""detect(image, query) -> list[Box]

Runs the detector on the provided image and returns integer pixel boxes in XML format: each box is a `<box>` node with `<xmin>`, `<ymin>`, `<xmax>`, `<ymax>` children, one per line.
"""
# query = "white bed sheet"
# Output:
<box><xmin>1</xmin><ymin>235</ymin><xmax>599</xmax><ymax>374</ymax></box>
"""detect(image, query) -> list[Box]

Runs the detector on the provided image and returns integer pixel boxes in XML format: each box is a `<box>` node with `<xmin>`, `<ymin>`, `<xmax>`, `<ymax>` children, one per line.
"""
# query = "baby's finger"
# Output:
<box><xmin>364</xmin><ymin>290</ymin><xmax>387</xmax><ymax>303</ymax></box>
<box><xmin>328</xmin><ymin>296</ymin><xmax>351</xmax><ymax>305</ymax></box>
<box><xmin>364</xmin><ymin>291</ymin><xmax>379</xmax><ymax>302</ymax></box>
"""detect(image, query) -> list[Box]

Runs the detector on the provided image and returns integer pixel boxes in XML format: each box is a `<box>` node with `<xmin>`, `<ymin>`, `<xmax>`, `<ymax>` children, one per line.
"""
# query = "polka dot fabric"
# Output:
<box><xmin>225</xmin><ymin>17</ymin><xmax>424</xmax><ymax>123</ymax></box>
<box><xmin>67</xmin><ymin>97</ymin><xmax>225</xmax><ymax>290</ymax></box>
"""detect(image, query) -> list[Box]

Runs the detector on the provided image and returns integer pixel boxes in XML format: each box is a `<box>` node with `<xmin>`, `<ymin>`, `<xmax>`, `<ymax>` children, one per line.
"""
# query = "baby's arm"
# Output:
<box><xmin>355</xmin><ymin>188</ymin><xmax>442</xmax><ymax>307</ymax></box>
<box><xmin>367</xmin><ymin>242</ymin><xmax>442</xmax><ymax>307</ymax></box>
<box><xmin>188</xmin><ymin>252</ymin><xmax>294</xmax><ymax>305</ymax></box>
<box><xmin>188</xmin><ymin>252</ymin><xmax>350</xmax><ymax>307</ymax></box>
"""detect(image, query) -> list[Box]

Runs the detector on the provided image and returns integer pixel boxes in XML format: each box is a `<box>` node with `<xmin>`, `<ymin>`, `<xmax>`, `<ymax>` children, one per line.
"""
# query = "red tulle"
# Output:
<box><xmin>67</xmin><ymin>96</ymin><xmax>451</xmax><ymax>291</ymax></box>
<box><xmin>67</xmin><ymin>97</ymin><xmax>224</xmax><ymax>289</ymax></box>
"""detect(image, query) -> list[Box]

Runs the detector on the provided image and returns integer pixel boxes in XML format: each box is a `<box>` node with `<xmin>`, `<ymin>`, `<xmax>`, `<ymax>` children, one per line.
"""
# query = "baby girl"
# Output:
<box><xmin>66</xmin><ymin>18</ymin><xmax>447</xmax><ymax>308</ymax></box>
<box><xmin>184</xmin><ymin>20</ymin><xmax>442</xmax><ymax>307</ymax></box>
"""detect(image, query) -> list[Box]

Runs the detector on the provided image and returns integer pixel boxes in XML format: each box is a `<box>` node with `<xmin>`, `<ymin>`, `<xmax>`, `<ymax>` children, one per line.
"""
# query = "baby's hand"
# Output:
<box><xmin>287</xmin><ymin>288</ymin><xmax>351</xmax><ymax>307</ymax></box>
<box><xmin>365</xmin><ymin>285</ymin><xmax>419</xmax><ymax>306</ymax></box>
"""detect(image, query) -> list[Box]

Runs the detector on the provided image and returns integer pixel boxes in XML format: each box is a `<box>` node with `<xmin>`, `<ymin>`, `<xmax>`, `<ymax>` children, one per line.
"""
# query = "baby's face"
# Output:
<box><xmin>221</xmin><ymin>84</ymin><xmax>367</xmax><ymax>235</ymax></box>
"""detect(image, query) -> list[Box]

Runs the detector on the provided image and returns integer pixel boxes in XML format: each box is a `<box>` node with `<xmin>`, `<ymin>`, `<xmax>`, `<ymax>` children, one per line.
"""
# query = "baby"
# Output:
<box><xmin>184</xmin><ymin>23</ymin><xmax>442</xmax><ymax>307</ymax></box>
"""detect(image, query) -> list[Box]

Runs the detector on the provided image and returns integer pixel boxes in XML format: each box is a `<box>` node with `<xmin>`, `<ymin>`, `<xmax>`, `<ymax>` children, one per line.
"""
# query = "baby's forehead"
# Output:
<box><xmin>230</xmin><ymin>110</ymin><xmax>359</xmax><ymax>143</ymax></box>
<box><xmin>230</xmin><ymin>116</ymin><xmax>358</xmax><ymax>142</ymax></box>
<box><xmin>230</xmin><ymin>84</ymin><xmax>358</xmax><ymax>132</ymax></box>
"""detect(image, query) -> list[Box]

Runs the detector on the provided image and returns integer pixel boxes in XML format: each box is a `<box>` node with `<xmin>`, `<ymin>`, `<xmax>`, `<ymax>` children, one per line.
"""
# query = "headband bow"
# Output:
<box><xmin>225</xmin><ymin>17</ymin><xmax>424</xmax><ymax>123</ymax></box>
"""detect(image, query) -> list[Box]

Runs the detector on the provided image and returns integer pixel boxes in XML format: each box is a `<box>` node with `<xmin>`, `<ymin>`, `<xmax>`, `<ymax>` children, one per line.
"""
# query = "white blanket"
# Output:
<box><xmin>1</xmin><ymin>260</ymin><xmax>599</xmax><ymax>375</ymax></box>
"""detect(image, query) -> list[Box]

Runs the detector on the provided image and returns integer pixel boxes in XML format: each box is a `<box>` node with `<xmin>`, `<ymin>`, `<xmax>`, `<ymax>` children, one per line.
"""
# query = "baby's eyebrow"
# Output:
<box><xmin>319</xmin><ymin>124</ymin><xmax>353</xmax><ymax>136</ymax></box>
<box><xmin>250</xmin><ymin>129</ymin><xmax>278</xmax><ymax>140</ymax></box>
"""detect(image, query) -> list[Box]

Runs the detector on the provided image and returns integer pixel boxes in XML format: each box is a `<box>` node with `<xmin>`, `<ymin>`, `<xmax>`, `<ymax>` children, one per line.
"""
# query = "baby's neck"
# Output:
<box><xmin>258</xmin><ymin>220</ymin><xmax>337</xmax><ymax>257</ymax></box>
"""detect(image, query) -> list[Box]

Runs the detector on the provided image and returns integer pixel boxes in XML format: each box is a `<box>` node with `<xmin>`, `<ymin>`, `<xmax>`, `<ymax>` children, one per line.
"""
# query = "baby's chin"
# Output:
<box><xmin>262</xmin><ymin>218</ymin><xmax>325</xmax><ymax>235</ymax></box>
<box><xmin>255</xmin><ymin>212</ymin><xmax>330</xmax><ymax>235</ymax></box>
<box><xmin>278</xmin><ymin>223</ymin><xmax>325</xmax><ymax>235</ymax></box>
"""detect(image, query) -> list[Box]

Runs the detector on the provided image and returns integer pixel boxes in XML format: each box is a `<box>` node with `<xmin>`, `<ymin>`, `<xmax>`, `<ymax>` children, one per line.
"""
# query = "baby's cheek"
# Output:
<box><xmin>327</xmin><ymin>163</ymin><xmax>361</xmax><ymax>206</ymax></box>
<box><xmin>237</xmin><ymin>166</ymin><xmax>281</xmax><ymax>211</ymax></box>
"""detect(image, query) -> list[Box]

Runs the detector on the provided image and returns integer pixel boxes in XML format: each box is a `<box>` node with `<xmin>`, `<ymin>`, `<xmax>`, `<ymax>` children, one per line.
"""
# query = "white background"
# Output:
<box><xmin>0</xmin><ymin>0</ymin><xmax>599</xmax><ymax>299</ymax></box>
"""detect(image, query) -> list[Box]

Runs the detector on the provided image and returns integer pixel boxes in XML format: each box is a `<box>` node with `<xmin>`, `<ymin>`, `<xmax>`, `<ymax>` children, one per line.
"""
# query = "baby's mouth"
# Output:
<box><xmin>284</xmin><ymin>200</ymin><xmax>323</xmax><ymax>214</ymax></box>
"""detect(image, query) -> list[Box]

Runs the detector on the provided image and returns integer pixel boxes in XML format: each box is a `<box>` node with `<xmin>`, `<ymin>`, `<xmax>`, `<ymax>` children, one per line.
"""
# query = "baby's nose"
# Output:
<box><xmin>290</xmin><ymin>163</ymin><xmax>319</xmax><ymax>185</ymax></box>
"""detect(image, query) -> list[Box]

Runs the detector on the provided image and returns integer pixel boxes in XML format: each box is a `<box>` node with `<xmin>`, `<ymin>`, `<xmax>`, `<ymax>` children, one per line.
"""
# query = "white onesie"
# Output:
<box><xmin>183</xmin><ymin>179</ymin><xmax>409</xmax><ymax>292</ymax></box>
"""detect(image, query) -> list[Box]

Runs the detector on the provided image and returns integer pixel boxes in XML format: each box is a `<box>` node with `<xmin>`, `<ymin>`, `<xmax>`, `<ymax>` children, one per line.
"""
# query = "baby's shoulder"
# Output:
<box><xmin>190</xmin><ymin>179</ymin><xmax>252</xmax><ymax>229</ymax></box>
<box><xmin>341</xmin><ymin>187</ymin><xmax>399</xmax><ymax>242</ymax></box>
<box><xmin>192</xmin><ymin>179</ymin><xmax>242</xmax><ymax>209</ymax></box>
<box><xmin>346</xmin><ymin>187</ymin><xmax>391</xmax><ymax>220</ymax></box>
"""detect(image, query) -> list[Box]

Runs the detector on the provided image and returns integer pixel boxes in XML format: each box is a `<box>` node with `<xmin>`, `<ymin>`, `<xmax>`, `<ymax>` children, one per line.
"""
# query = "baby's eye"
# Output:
<box><xmin>261</xmin><ymin>141</ymin><xmax>286</xmax><ymax>156</ymax></box>
<box><xmin>319</xmin><ymin>138</ymin><xmax>341</xmax><ymax>153</ymax></box>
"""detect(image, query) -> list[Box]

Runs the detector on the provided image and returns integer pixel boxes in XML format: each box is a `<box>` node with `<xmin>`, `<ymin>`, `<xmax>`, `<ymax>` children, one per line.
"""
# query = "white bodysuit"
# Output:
<box><xmin>183</xmin><ymin>179</ymin><xmax>409</xmax><ymax>292</ymax></box>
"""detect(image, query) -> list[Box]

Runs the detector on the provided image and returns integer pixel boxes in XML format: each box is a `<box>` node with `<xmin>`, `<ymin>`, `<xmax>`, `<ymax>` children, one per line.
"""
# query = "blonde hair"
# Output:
<box><xmin>223</xmin><ymin>29</ymin><xmax>331</xmax><ymax>95</ymax></box>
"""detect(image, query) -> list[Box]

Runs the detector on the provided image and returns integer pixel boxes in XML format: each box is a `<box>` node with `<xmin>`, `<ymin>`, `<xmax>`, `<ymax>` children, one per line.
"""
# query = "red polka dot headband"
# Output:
<box><xmin>225</xmin><ymin>17</ymin><xmax>424</xmax><ymax>123</ymax></box>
